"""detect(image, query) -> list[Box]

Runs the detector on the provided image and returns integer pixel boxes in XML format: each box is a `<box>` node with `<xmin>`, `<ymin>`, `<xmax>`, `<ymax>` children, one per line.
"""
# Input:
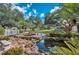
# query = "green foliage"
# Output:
<box><xmin>4</xmin><ymin>47</ymin><xmax>23</xmax><ymax>55</ymax></box>
<box><xmin>49</xmin><ymin>35</ymin><xmax>79</xmax><ymax>55</ymax></box>
<box><xmin>0</xmin><ymin>4</ymin><xmax>24</xmax><ymax>27</ymax></box>
<box><xmin>44</xmin><ymin>3</ymin><xmax>79</xmax><ymax>29</ymax></box>
<box><xmin>28</xmin><ymin>16</ymin><xmax>42</xmax><ymax>30</ymax></box>
<box><xmin>0</xmin><ymin>25</ymin><xmax>4</xmax><ymax>35</ymax></box>
<box><xmin>34</xmin><ymin>28</ymin><xmax>55</xmax><ymax>33</ymax></box>
<box><xmin>0</xmin><ymin>4</ymin><xmax>43</xmax><ymax>31</ymax></box>
<box><xmin>63</xmin><ymin>3</ymin><xmax>79</xmax><ymax>21</ymax></box>
<box><xmin>18</xmin><ymin>20</ymin><xmax>27</xmax><ymax>29</ymax></box>
<box><xmin>49</xmin><ymin>46</ymin><xmax>73</xmax><ymax>55</ymax></box>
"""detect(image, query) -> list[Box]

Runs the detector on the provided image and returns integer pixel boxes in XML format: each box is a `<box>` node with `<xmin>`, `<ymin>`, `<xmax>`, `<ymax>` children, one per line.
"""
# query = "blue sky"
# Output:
<box><xmin>12</xmin><ymin>3</ymin><xmax>63</xmax><ymax>21</ymax></box>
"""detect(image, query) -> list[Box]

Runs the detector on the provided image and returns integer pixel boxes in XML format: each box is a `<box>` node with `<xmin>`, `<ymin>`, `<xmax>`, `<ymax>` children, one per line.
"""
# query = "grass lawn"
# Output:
<box><xmin>34</xmin><ymin>29</ymin><xmax>55</xmax><ymax>33</ymax></box>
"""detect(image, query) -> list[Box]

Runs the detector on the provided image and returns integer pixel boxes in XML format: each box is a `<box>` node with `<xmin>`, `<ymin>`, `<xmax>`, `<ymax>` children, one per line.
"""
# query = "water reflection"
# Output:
<box><xmin>36</xmin><ymin>39</ymin><xmax>49</xmax><ymax>52</ymax></box>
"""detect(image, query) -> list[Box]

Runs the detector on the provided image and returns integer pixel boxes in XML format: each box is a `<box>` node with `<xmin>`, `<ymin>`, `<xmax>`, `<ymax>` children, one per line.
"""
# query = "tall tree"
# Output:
<box><xmin>0</xmin><ymin>3</ymin><xmax>24</xmax><ymax>27</ymax></box>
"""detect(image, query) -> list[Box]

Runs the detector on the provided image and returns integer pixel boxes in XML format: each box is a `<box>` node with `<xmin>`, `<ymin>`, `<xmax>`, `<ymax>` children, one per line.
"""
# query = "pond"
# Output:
<box><xmin>36</xmin><ymin>39</ymin><xmax>49</xmax><ymax>52</ymax></box>
<box><xmin>36</xmin><ymin>33</ymin><xmax>49</xmax><ymax>52</ymax></box>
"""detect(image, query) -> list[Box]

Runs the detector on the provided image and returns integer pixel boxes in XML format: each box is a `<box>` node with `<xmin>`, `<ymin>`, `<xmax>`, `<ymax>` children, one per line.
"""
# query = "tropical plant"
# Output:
<box><xmin>0</xmin><ymin>25</ymin><xmax>5</xmax><ymax>35</ymax></box>
<box><xmin>45</xmin><ymin>3</ymin><xmax>79</xmax><ymax>25</ymax></box>
<box><xmin>3</xmin><ymin>47</ymin><xmax>23</xmax><ymax>55</ymax></box>
<box><xmin>49</xmin><ymin>35</ymin><xmax>79</xmax><ymax>55</ymax></box>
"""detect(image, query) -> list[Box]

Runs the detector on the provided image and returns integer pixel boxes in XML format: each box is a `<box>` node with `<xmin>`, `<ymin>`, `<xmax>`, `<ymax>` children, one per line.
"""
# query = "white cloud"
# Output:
<box><xmin>16</xmin><ymin>6</ymin><xmax>27</xmax><ymax>13</ymax></box>
<box><xmin>24</xmin><ymin>15</ymin><xmax>29</xmax><ymax>19</ymax></box>
<box><xmin>23</xmin><ymin>10</ymin><xmax>27</xmax><ymax>13</ymax></box>
<box><xmin>28</xmin><ymin>12</ymin><xmax>32</xmax><ymax>16</ymax></box>
<box><xmin>11</xmin><ymin>4</ymin><xmax>27</xmax><ymax>14</ymax></box>
<box><xmin>27</xmin><ymin>4</ymin><xmax>31</xmax><ymax>8</ymax></box>
<box><xmin>16</xmin><ymin>6</ymin><xmax>23</xmax><ymax>12</ymax></box>
<box><xmin>50</xmin><ymin>6</ymin><xmax>60</xmax><ymax>13</ymax></box>
<box><xmin>33</xmin><ymin>9</ymin><xmax>37</xmax><ymax>14</ymax></box>
<box><xmin>22</xmin><ymin>6</ymin><xmax>27</xmax><ymax>10</ymax></box>
<box><xmin>40</xmin><ymin>13</ymin><xmax>45</xmax><ymax>17</ymax></box>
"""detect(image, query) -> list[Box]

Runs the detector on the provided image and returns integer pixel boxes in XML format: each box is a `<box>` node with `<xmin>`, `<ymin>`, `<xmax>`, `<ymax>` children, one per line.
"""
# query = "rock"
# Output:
<box><xmin>0</xmin><ymin>33</ymin><xmax>47</xmax><ymax>55</ymax></box>
<box><xmin>0</xmin><ymin>40</ymin><xmax>11</xmax><ymax>46</ymax></box>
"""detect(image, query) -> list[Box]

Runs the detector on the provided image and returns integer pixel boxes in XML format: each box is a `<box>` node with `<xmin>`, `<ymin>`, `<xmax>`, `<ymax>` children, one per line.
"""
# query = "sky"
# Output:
<box><xmin>12</xmin><ymin>3</ymin><xmax>63</xmax><ymax>22</ymax></box>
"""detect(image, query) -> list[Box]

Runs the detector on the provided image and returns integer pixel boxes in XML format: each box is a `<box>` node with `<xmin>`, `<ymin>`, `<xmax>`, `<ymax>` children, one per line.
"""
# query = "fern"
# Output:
<box><xmin>49</xmin><ymin>36</ymin><xmax>79</xmax><ymax>55</ymax></box>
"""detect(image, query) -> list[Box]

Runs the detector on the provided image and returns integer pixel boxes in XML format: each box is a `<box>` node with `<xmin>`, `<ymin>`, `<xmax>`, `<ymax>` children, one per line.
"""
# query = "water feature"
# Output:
<box><xmin>36</xmin><ymin>39</ymin><xmax>49</xmax><ymax>52</ymax></box>
<box><xmin>36</xmin><ymin>33</ymin><xmax>49</xmax><ymax>52</ymax></box>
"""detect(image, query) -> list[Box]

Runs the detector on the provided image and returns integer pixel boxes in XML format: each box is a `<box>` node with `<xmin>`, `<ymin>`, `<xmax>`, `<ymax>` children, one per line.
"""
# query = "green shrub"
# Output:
<box><xmin>0</xmin><ymin>25</ymin><xmax>5</xmax><ymax>35</ymax></box>
<box><xmin>4</xmin><ymin>47</ymin><xmax>23</xmax><ymax>55</ymax></box>
<box><xmin>49</xmin><ymin>36</ymin><xmax>79</xmax><ymax>55</ymax></box>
